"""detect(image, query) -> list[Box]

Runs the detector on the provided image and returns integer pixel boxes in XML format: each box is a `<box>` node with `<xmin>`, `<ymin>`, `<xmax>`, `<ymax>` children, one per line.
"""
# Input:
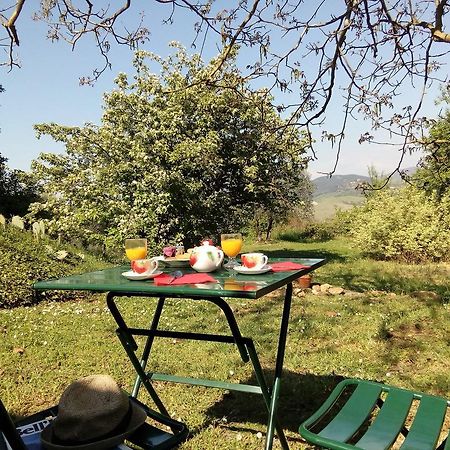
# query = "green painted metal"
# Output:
<box><xmin>132</xmin><ymin>297</ymin><xmax>165</xmax><ymax>398</ymax></box>
<box><xmin>266</xmin><ymin>378</ymin><xmax>282</xmax><ymax>450</ymax></box>
<box><xmin>115</xmin><ymin>328</ymin><xmax>171</xmax><ymax>418</ymax></box>
<box><xmin>246</xmin><ymin>341</ymin><xmax>289</xmax><ymax>450</ymax></box>
<box><xmin>299</xmin><ymin>379</ymin><xmax>450</xmax><ymax>450</ymax></box>
<box><xmin>318</xmin><ymin>381</ymin><xmax>381</xmax><ymax>442</ymax></box>
<box><xmin>401</xmin><ymin>395</ymin><xmax>447</xmax><ymax>450</ymax></box>
<box><xmin>33</xmin><ymin>258</ymin><xmax>326</xmax><ymax>299</ymax></box>
<box><xmin>150</xmin><ymin>373</ymin><xmax>263</xmax><ymax>394</ymax></box>
<box><xmin>355</xmin><ymin>388</ymin><xmax>414</xmax><ymax>449</ymax></box>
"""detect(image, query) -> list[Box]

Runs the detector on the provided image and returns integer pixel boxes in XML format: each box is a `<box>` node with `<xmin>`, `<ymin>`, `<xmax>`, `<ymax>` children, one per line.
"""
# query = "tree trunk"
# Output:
<box><xmin>265</xmin><ymin>217</ymin><xmax>274</xmax><ymax>241</ymax></box>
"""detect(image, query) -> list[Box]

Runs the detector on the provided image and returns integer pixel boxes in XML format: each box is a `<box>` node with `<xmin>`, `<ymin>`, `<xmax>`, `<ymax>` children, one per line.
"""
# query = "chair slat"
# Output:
<box><xmin>400</xmin><ymin>395</ymin><xmax>447</xmax><ymax>450</ymax></box>
<box><xmin>356</xmin><ymin>388</ymin><xmax>414</xmax><ymax>450</ymax></box>
<box><xmin>319</xmin><ymin>382</ymin><xmax>382</xmax><ymax>442</ymax></box>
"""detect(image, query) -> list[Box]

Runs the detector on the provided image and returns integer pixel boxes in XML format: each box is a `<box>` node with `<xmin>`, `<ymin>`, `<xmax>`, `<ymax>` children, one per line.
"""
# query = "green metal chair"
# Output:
<box><xmin>299</xmin><ymin>378</ymin><xmax>450</xmax><ymax>450</ymax></box>
<box><xmin>1</xmin><ymin>396</ymin><xmax>188</xmax><ymax>449</ymax></box>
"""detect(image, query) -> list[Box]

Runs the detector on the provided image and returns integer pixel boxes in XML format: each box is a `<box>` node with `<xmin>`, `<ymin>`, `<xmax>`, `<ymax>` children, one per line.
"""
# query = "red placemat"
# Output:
<box><xmin>270</xmin><ymin>261</ymin><xmax>310</xmax><ymax>272</ymax></box>
<box><xmin>154</xmin><ymin>273</ymin><xmax>217</xmax><ymax>286</ymax></box>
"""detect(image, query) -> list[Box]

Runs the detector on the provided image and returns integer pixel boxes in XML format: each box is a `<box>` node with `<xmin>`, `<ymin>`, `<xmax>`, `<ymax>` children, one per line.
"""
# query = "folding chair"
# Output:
<box><xmin>299</xmin><ymin>378</ymin><xmax>450</xmax><ymax>450</ymax></box>
<box><xmin>1</xmin><ymin>396</ymin><xmax>188</xmax><ymax>450</ymax></box>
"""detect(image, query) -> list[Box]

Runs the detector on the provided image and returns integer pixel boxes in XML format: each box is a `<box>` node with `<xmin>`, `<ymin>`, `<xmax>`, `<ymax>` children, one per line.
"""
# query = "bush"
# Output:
<box><xmin>277</xmin><ymin>221</ymin><xmax>336</xmax><ymax>242</ymax></box>
<box><xmin>349</xmin><ymin>187</ymin><xmax>450</xmax><ymax>262</ymax></box>
<box><xmin>0</xmin><ymin>226</ymin><xmax>108</xmax><ymax>308</ymax></box>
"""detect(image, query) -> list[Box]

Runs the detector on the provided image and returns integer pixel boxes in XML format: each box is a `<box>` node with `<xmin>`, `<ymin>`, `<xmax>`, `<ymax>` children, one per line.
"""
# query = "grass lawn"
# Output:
<box><xmin>1</xmin><ymin>237</ymin><xmax>449</xmax><ymax>449</ymax></box>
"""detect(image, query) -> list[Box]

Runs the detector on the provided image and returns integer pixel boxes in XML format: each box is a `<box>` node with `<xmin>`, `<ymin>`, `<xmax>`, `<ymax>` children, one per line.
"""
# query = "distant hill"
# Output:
<box><xmin>311</xmin><ymin>169</ymin><xmax>416</xmax><ymax>220</ymax></box>
<box><xmin>312</xmin><ymin>174</ymin><xmax>370</xmax><ymax>198</ymax></box>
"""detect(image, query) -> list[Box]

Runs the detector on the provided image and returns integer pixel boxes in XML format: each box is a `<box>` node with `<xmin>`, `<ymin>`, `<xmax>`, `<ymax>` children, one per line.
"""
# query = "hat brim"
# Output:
<box><xmin>40</xmin><ymin>400</ymin><xmax>147</xmax><ymax>450</ymax></box>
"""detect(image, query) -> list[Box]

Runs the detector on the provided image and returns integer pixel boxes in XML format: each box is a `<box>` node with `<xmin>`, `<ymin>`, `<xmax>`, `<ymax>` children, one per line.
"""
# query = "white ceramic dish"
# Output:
<box><xmin>161</xmin><ymin>257</ymin><xmax>191</xmax><ymax>268</ymax></box>
<box><xmin>121</xmin><ymin>270</ymin><xmax>163</xmax><ymax>281</ymax></box>
<box><xmin>233</xmin><ymin>265</ymin><xmax>272</xmax><ymax>275</ymax></box>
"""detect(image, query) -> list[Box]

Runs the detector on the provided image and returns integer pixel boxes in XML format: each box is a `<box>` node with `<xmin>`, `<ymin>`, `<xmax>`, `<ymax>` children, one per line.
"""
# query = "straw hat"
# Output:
<box><xmin>41</xmin><ymin>374</ymin><xmax>147</xmax><ymax>450</ymax></box>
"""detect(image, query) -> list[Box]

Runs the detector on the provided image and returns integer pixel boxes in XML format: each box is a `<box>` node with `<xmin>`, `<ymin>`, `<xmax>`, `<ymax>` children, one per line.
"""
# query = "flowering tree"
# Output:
<box><xmin>29</xmin><ymin>46</ymin><xmax>309</xmax><ymax>253</ymax></box>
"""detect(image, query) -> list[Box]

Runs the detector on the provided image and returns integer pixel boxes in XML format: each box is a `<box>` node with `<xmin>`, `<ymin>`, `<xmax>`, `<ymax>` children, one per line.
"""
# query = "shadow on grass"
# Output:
<box><xmin>198</xmin><ymin>370</ymin><xmax>345</xmax><ymax>436</ymax></box>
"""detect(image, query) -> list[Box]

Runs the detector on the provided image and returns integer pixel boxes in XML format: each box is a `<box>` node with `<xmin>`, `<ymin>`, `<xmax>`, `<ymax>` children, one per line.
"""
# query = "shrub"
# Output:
<box><xmin>349</xmin><ymin>187</ymin><xmax>450</xmax><ymax>262</ymax></box>
<box><xmin>277</xmin><ymin>221</ymin><xmax>336</xmax><ymax>242</ymax></box>
<box><xmin>0</xmin><ymin>226</ymin><xmax>108</xmax><ymax>308</ymax></box>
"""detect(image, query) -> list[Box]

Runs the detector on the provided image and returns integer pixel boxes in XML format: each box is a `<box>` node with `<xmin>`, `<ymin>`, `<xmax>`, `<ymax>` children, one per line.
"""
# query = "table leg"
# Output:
<box><xmin>208</xmin><ymin>297</ymin><xmax>249</xmax><ymax>362</ymax></box>
<box><xmin>246</xmin><ymin>341</ymin><xmax>290</xmax><ymax>449</ymax></box>
<box><xmin>107</xmin><ymin>294</ymin><xmax>170</xmax><ymax>418</ymax></box>
<box><xmin>132</xmin><ymin>297</ymin><xmax>166</xmax><ymax>397</ymax></box>
<box><xmin>265</xmin><ymin>282</ymin><xmax>293</xmax><ymax>450</ymax></box>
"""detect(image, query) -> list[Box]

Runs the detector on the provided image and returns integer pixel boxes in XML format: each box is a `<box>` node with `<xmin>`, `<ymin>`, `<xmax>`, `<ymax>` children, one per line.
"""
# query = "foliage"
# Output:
<box><xmin>414</xmin><ymin>106</ymin><xmax>450</xmax><ymax>198</ymax></box>
<box><xmin>276</xmin><ymin>221</ymin><xmax>336</xmax><ymax>243</ymax></box>
<box><xmin>0</xmin><ymin>153</ymin><xmax>40</xmax><ymax>218</ymax></box>
<box><xmin>0</xmin><ymin>225</ymin><xmax>107</xmax><ymax>308</ymax></box>
<box><xmin>30</xmin><ymin>47</ymin><xmax>309</xmax><ymax>255</ymax></box>
<box><xmin>348</xmin><ymin>186</ymin><xmax>450</xmax><ymax>262</ymax></box>
<box><xmin>252</xmin><ymin>171</ymin><xmax>313</xmax><ymax>241</ymax></box>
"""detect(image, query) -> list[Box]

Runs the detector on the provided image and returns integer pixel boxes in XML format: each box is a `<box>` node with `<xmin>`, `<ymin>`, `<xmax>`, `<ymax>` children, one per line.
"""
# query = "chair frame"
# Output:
<box><xmin>299</xmin><ymin>378</ymin><xmax>450</xmax><ymax>450</ymax></box>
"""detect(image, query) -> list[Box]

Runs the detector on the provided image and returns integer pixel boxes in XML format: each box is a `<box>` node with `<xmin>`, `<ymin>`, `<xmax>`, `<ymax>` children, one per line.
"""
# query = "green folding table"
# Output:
<box><xmin>34</xmin><ymin>257</ymin><xmax>326</xmax><ymax>450</ymax></box>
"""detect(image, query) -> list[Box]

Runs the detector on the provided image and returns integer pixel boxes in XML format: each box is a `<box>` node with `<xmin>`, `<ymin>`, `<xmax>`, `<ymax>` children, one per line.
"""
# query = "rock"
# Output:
<box><xmin>411</xmin><ymin>291</ymin><xmax>442</xmax><ymax>302</ymax></box>
<box><xmin>344</xmin><ymin>291</ymin><xmax>364</xmax><ymax>298</ymax></box>
<box><xmin>368</xmin><ymin>290</ymin><xmax>387</xmax><ymax>296</ymax></box>
<box><xmin>320</xmin><ymin>283</ymin><xmax>332</xmax><ymax>293</ymax></box>
<box><xmin>32</xmin><ymin>221</ymin><xmax>46</xmax><ymax>239</ymax></box>
<box><xmin>293</xmin><ymin>288</ymin><xmax>307</xmax><ymax>297</ymax></box>
<box><xmin>312</xmin><ymin>285</ymin><xmax>322</xmax><ymax>295</ymax></box>
<box><xmin>55</xmin><ymin>250</ymin><xmax>69</xmax><ymax>260</ymax></box>
<box><xmin>328</xmin><ymin>287</ymin><xmax>345</xmax><ymax>295</ymax></box>
<box><xmin>11</xmin><ymin>215</ymin><xmax>25</xmax><ymax>230</ymax></box>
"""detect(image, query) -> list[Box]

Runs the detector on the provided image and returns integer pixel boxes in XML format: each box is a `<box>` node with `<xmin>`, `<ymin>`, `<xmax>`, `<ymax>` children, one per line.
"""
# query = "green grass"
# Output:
<box><xmin>1</xmin><ymin>237</ymin><xmax>450</xmax><ymax>449</ymax></box>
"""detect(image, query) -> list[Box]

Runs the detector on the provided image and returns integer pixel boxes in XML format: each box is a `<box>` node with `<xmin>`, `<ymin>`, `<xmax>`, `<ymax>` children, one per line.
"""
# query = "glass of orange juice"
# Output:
<box><xmin>125</xmin><ymin>238</ymin><xmax>147</xmax><ymax>261</ymax></box>
<box><xmin>221</xmin><ymin>233</ymin><xmax>243</xmax><ymax>269</ymax></box>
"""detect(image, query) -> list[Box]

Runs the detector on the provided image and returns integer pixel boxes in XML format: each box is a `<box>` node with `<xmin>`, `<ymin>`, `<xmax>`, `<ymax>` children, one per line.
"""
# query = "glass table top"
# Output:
<box><xmin>33</xmin><ymin>258</ymin><xmax>326</xmax><ymax>299</ymax></box>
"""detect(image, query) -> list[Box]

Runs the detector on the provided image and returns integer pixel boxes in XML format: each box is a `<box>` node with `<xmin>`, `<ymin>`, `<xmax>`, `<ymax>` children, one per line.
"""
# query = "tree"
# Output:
<box><xmin>414</xmin><ymin>105</ymin><xmax>450</xmax><ymax>198</ymax></box>
<box><xmin>0</xmin><ymin>153</ymin><xmax>39</xmax><ymax>218</ymax></box>
<box><xmin>252</xmin><ymin>171</ymin><xmax>313</xmax><ymax>241</ymax></box>
<box><xmin>29</xmin><ymin>46</ymin><xmax>309</xmax><ymax>254</ymax></box>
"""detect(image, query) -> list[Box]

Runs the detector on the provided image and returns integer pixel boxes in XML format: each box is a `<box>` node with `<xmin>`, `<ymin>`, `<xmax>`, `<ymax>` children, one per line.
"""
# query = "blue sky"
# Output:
<box><xmin>0</xmin><ymin>3</ymin><xmax>444</xmax><ymax>178</ymax></box>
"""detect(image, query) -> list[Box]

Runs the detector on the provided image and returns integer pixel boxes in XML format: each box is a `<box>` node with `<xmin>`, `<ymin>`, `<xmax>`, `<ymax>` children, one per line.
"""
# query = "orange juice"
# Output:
<box><xmin>125</xmin><ymin>247</ymin><xmax>147</xmax><ymax>261</ymax></box>
<box><xmin>221</xmin><ymin>238</ymin><xmax>242</xmax><ymax>258</ymax></box>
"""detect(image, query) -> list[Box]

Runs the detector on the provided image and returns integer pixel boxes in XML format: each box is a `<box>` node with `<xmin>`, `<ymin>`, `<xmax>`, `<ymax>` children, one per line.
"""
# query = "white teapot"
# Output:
<box><xmin>189</xmin><ymin>240</ymin><xmax>224</xmax><ymax>273</ymax></box>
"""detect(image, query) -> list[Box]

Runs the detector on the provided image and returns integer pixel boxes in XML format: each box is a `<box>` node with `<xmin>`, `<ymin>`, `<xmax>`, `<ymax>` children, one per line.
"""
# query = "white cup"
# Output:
<box><xmin>131</xmin><ymin>258</ymin><xmax>159</xmax><ymax>274</ymax></box>
<box><xmin>241</xmin><ymin>253</ymin><xmax>268</xmax><ymax>270</ymax></box>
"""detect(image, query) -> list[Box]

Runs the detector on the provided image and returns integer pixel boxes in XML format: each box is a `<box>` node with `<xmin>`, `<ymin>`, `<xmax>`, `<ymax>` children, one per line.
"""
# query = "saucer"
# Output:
<box><xmin>233</xmin><ymin>265</ymin><xmax>272</xmax><ymax>275</ymax></box>
<box><xmin>122</xmin><ymin>270</ymin><xmax>163</xmax><ymax>281</ymax></box>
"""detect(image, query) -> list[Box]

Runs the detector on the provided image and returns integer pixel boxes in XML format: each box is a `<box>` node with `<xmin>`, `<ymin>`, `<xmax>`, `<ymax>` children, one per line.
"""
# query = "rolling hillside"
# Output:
<box><xmin>311</xmin><ymin>170</ymin><xmax>415</xmax><ymax>220</ymax></box>
<box><xmin>312</xmin><ymin>174</ymin><xmax>367</xmax><ymax>220</ymax></box>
